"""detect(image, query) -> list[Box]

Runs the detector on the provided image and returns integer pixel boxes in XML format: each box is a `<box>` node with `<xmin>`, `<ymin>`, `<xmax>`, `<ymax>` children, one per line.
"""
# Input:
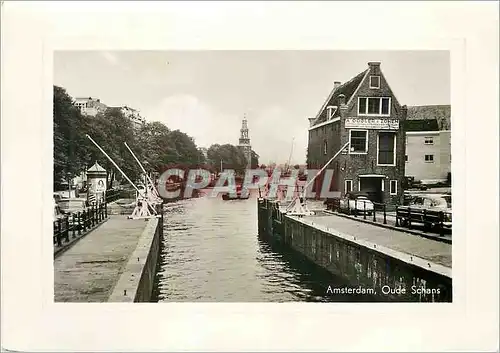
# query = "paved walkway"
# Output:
<box><xmin>300</xmin><ymin>213</ymin><xmax>451</xmax><ymax>268</ymax></box>
<box><xmin>54</xmin><ymin>215</ymin><xmax>150</xmax><ymax>302</ymax></box>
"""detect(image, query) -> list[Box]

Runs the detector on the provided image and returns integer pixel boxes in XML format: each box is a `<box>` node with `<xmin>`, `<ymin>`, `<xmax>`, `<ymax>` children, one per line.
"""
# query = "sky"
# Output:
<box><xmin>54</xmin><ymin>50</ymin><xmax>450</xmax><ymax>165</ymax></box>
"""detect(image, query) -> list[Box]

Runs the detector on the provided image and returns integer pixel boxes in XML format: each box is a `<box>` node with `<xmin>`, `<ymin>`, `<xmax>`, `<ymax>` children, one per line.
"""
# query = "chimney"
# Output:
<box><xmin>368</xmin><ymin>61</ymin><xmax>381</xmax><ymax>74</ymax></box>
<box><xmin>334</xmin><ymin>81</ymin><xmax>341</xmax><ymax>89</ymax></box>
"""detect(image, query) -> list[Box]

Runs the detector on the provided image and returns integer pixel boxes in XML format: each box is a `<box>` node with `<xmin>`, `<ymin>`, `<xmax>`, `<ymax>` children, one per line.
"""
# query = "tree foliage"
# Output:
<box><xmin>53</xmin><ymin>85</ymin><xmax>206</xmax><ymax>189</ymax></box>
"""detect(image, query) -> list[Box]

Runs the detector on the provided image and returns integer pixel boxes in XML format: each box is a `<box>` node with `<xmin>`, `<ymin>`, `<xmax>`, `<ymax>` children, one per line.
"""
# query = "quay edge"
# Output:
<box><xmin>257</xmin><ymin>198</ymin><xmax>452</xmax><ymax>302</ymax></box>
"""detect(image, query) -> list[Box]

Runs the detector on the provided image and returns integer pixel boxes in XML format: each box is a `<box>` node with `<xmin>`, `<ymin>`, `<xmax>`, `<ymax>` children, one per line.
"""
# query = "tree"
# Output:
<box><xmin>207</xmin><ymin>143</ymin><xmax>247</xmax><ymax>174</ymax></box>
<box><xmin>250</xmin><ymin>150</ymin><xmax>259</xmax><ymax>169</ymax></box>
<box><xmin>53</xmin><ymin>86</ymin><xmax>87</xmax><ymax>189</ymax></box>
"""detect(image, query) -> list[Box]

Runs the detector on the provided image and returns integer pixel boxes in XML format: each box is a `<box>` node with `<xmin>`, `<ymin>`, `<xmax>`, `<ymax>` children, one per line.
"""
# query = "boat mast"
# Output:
<box><xmin>286</xmin><ymin>137</ymin><xmax>295</xmax><ymax>173</ymax></box>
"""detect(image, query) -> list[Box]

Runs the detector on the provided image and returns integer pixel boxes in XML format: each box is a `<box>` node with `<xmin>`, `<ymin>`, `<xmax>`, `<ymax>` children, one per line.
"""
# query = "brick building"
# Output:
<box><xmin>307</xmin><ymin>62</ymin><xmax>406</xmax><ymax>206</ymax></box>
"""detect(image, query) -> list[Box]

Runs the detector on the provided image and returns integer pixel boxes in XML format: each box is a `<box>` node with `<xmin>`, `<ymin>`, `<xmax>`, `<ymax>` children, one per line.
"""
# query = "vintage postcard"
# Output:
<box><xmin>53</xmin><ymin>50</ymin><xmax>452</xmax><ymax>303</ymax></box>
<box><xmin>1</xmin><ymin>2</ymin><xmax>498</xmax><ymax>352</ymax></box>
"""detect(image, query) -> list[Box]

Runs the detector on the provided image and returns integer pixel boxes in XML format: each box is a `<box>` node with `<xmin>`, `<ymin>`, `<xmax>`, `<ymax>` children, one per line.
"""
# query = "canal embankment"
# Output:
<box><xmin>54</xmin><ymin>209</ymin><xmax>163</xmax><ymax>302</ymax></box>
<box><xmin>258</xmin><ymin>198</ymin><xmax>452</xmax><ymax>302</ymax></box>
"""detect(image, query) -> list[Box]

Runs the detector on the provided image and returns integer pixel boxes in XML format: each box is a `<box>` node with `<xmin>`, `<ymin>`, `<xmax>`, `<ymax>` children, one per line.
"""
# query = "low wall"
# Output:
<box><xmin>108</xmin><ymin>213</ymin><xmax>163</xmax><ymax>302</ymax></box>
<box><xmin>257</xmin><ymin>198</ymin><xmax>452</xmax><ymax>302</ymax></box>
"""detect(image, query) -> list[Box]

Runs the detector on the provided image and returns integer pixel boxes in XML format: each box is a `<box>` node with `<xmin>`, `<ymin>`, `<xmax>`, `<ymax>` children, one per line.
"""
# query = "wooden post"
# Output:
<box><xmin>105</xmin><ymin>202</ymin><xmax>108</xmax><ymax>218</ymax></box>
<box><xmin>64</xmin><ymin>216</ymin><xmax>70</xmax><ymax>243</ymax></box>
<box><xmin>423</xmin><ymin>209</ymin><xmax>427</xmax><ymax>232</ymax></box>
<box><xmin>57</xmin><ymin>220</ymin><xmax>62</xmax><ymax>247</ymax></box>
<box><xmin>363</xmin><ymin>201</ymin><xmax>366</xmax><ymax>220</ymax></box>
<box><xmin>373</xmin><ymin>204</ymin><xmax>376</xmax><ymax>222</ymax></box>
<box><xmin>383</xmin><ymin>204</ymin><xmax>387</xmax><ymax>224</ymax></box>
<box><xmin>91</xmin><ymin>206</ymin><xmax>95</xmax><ymax>227</ymax></box>
<box><xmin>72</xmin><ymin>213</ymin><xmax>77</xmax><ymax>238</ymax></box>
<box><xmin>407</xmin><ymin>207</ymin><xmax>412</xmax><ymax>229</ymax></box>
<box><xmin>354</xmin><ymin>200</ymin><xmax>357</xmax><ymax>217</ymax></box>
<box><xmin>439</xmin><ymin>211</ymin><xmax>444</xmax><ymax>237</ymax></box>
<box><xmin>77</xmin><ymin>212</ymin><xmax>82</xmax><ymax>235</ymax></box>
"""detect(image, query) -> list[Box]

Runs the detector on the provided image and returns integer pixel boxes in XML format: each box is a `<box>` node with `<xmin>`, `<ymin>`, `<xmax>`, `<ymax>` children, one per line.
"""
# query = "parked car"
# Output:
<box><xmin>339</xmin><ymin>192</ymin><xmax>374</xmax><ymax>215</ymax></box>
<box><xmin>398</xmin><ymin>194</ymin><xmax>452</xmax><ymax>228</ymax></box>
<box><xmin>57</xmin><ymin>198</ymin><xmax>89</xmax><ymax>216</ymax></box>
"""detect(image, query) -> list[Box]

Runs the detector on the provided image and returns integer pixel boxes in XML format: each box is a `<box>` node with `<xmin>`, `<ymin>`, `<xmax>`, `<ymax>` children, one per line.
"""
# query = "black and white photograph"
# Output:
<box><xmin>52</xmin><ymin>50</ymin><xmax>452</xmax><ymax>303</ymax></box>
<box><xmin>1</xmin><ymin>2</ymin><xmax>498</xmax><ymax>352</ymax></box>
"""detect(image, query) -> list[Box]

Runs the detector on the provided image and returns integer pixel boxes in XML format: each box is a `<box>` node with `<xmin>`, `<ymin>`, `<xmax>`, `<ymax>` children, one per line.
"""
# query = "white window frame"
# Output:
<box><xmin>376</xmin><ymin>131</ymin><xmax>397</xmax><ymax>166</ymax></box>
<box><xmin>369</xmin><ymin>75</ymin><xmax>380</xmax><ymax>89</ymax></box>
<box><xmin>389</xmin><ymin>180</ymin><xmax>398</xmax><ymax>195</ymax></box>
<box><xmin>344</xmin><ymin>179</ymin><xmax>353</xmax><ymax>194</ymax></box>
<box><xmin>348</xmin><ymin>129</ymin><xmax>368</xmax><ymax>154</ymax></box>
<box><xmin>424</xmin><ymin>136</ymin><xmax>434</xmax><ymax>145</ymax></box>
<box><xmin>381</xmin><ymin>179</ymin><xmax>385</xmax><ymax>192</ymax></box>
<box><xmin>358</xmin><ymin>97</ymin><xmax>391</xmax><ymax>116</ymax></box>
<box><xmin>326</xmin><ymin>105</ymin><xmax>338</xmax><ymax>120</ymax></box>
<box><xmin>424</xmin><ymin>154</ymin><xmax>434</xmax><ymax>163</ymax></box>
<box><xmin>323</xmin><ymin>140</ymin><xmax>328</xmax><ymax>155</ymax></box>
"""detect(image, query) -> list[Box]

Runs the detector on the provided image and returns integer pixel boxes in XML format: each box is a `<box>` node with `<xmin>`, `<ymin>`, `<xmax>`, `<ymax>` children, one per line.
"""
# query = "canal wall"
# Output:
<box><xmin>258</xmin><ymin>198</ymin><xmax>452</xmax><ymax>302</ymax></box>
<box><xmin>108</xmin><ymin>213</ymin><xmax>164</xmax><ymax>302</ymax></box>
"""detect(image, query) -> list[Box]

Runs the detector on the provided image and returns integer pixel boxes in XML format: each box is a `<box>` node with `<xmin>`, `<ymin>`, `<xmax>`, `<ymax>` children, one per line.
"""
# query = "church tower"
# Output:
<box><xmin>238</xmin><ymin>115</ymin><xmax>252</xmax><ymax>169</ymax></box>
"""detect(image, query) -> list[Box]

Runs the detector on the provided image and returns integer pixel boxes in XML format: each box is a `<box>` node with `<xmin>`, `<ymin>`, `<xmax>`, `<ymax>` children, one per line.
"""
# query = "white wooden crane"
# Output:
<box><xmin>285</xmin><ymin>141</ymin><xmax>350</xmax><ymax>217</ymax></box>
<box><xmin>86</xmin><ymin>134</ymin><xmax>160</xmax><ymax>220</ymax></box>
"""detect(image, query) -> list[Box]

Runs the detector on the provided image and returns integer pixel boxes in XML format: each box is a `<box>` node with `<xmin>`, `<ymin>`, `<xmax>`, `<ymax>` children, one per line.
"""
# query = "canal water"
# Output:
<box><xmin>155</xmin><ymin>191</ymin><xmax>375</xmax><ymax>302</ymax></box>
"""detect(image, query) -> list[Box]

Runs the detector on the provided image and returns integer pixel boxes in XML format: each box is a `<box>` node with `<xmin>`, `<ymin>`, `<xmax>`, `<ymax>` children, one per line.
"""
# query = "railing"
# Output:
<box><xmin>53</xmin><ymin>203</ymin><xmax>108</xmax><ymax>249</ymax></box>
<box><xmin>325</xmin><ymin>198</ymin><xmax>388</xmax><ymax>224</ymax></box>
<box><xmin>395</xmin><ymin>206</ymin><xmax>447</xmax><ymax>237</ymax></box>
<box><xmin>105</xmin><ymin>188</ymin><xmax>137</xmax><ymax>204</ymax></box>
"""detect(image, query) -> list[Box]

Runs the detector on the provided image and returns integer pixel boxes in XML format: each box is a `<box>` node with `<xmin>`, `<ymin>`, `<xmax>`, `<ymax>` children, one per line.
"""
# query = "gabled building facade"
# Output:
<box><xmin>307</xmin><ymin>62</ymin><xmax>406</xmax><ymax>206</ymax></box>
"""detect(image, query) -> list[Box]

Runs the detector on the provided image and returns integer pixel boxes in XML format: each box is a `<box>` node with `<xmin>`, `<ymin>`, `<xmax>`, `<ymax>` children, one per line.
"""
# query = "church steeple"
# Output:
<box><xmin>238</xmin><ymin>114</ymin><xmax>252</xmax><ymax>168</ymax></box>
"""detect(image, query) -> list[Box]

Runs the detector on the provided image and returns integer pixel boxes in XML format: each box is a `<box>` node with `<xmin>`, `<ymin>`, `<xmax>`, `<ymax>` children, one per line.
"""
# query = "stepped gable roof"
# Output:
<box><xmin>406</xmin><ymin>105</ymin><xmax>451</xmax><ymax>131</ymax></box>
<box><xmin>313</xmin><ymin>69</ymin><xmax>368</xmax><ymax>126</ymax></box>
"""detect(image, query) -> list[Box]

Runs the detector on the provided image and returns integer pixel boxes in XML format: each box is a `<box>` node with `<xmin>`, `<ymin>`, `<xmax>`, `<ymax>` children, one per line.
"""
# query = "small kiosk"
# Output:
<box><xmin>86</xmin><ymin>161</ymin><xmax>107</xmax><ymax>205</ymax></box>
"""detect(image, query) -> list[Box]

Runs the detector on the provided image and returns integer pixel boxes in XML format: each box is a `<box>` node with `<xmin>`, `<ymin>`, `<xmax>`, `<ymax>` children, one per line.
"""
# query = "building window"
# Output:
<box><xmin>389</xmin><ymin>180</ymin><xmax>398</xmax><ymax>195</ymax></box>
<box><xmin>424</xmin><ymin>137</ymin><xmax>434</xmax><ymax>145</ymax></box>
<box><xmin>369</xmin><ymin>76</ymin><xmax>380</xmax><ymax>89</ymax></box>
<box><xmin>425</xmin><ymin>154</ymin><xmax>434</xmax><ymax>163</ymax></box>
<box><xmin>358</xmin><ymin>97</ymin><xmax>391</xmax><ymax>116</ymax></box>
<box><xmin>349</xmin><ymin>130</ymin><xmax>368</xmax><ymax>153</ymax></box>
<box><xmin>323</xmin><ymin>141</ymin><xmax>328</xmax><ymax>155</ymax></box>
<box><xmin>378</xmin><ymin>132</ymin><xmax>396</xmax><ymax>165</ymax></box>
<box><xmin>405</xmin><ymin>155</ymin><xmax>408</xmax><ymax>162</ymax></box>
<box><xmin>345</xmin><ymin>180</ymin><xmax>353</xmax><ymax>193</ymax></box>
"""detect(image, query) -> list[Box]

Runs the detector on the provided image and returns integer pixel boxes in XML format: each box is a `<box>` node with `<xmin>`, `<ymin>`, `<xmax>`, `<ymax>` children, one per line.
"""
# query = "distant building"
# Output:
<box><xmin>74</xmin><ymin>97</ymin><xmax>108</xmax><ymax>116</ymax></box>
<box><xmin>307</xmin><ymin>61</ymin><xmax>406</xmax><ymax>205</ymax></box>
<box><xmin>114</xmin><ymin>105</ymin><xmax>146</xmax><ymax>130</ymax></box>
<box><xmin>404</xmin><ymin>105</ymin><xmax>451</xmax><ymax>184</ymax></box>
<box><xmin>237</xmin><ymin>116</ymin><xmax>252</xmax><ymax>169</ymax></box>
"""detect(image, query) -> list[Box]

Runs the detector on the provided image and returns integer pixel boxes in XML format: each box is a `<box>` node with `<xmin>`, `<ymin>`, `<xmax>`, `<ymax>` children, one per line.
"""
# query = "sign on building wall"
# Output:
<box><xmin>345</xmin><ymin>118</ymin><xmax>399</xmax><ymax>130</ymax></box>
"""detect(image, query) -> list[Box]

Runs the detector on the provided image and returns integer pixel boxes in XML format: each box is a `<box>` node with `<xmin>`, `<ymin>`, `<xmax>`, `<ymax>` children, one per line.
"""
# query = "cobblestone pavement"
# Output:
<box><xmin>303</xmin><ymin>213</ymin><xmax>452</xmax><ymax>268</ymax></box>
<box><xmin>54</xmin><ymin>215</ymin><xmax>149</xmax><ymax>302</ymax></box>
